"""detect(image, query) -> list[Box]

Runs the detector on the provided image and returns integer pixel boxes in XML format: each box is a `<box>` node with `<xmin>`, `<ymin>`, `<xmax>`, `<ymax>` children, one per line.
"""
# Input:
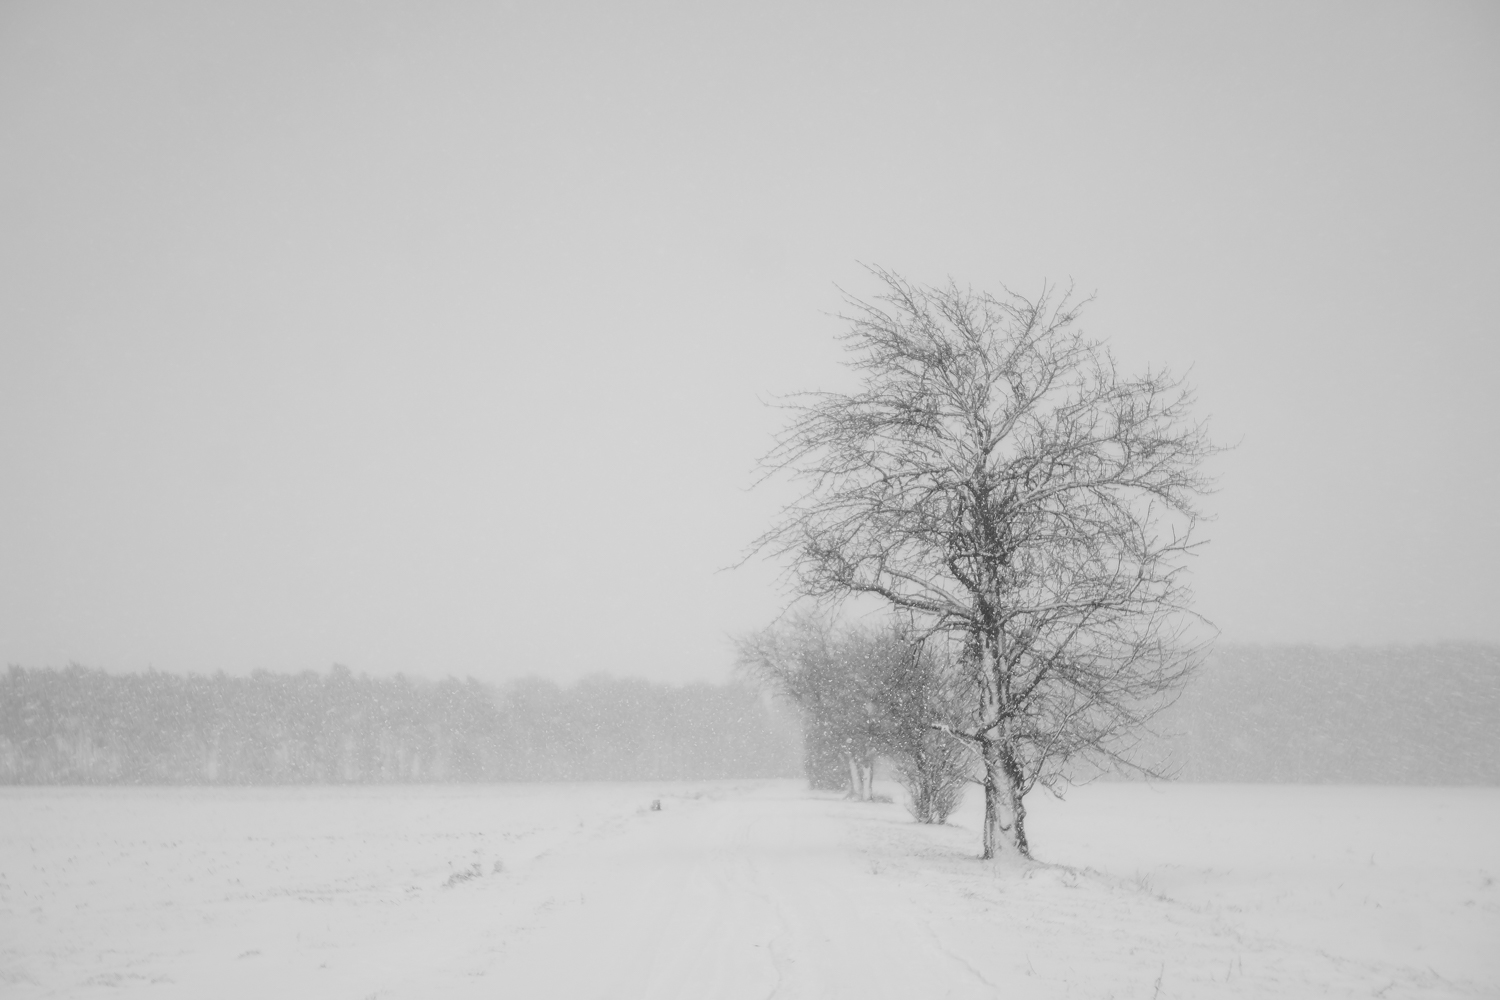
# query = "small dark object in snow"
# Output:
<box><xmin>492</xmin><ymin>859</ymin><xmax>505</xmax><ymax>874</ymax></box>
<box><xmin>445</xmin><ymin>862</ymin><xmax>483</xmax><ymax>887</ymax></box>
<box><xmin>650</xmin><ymin>799</ymin><xmax>662</xmax><ymax>811</ymax></box>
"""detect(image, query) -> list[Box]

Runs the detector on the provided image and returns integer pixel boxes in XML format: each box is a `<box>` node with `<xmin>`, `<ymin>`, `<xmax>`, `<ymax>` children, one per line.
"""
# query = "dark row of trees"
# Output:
<box><xmin>738</xmin><ymin>634</ymin><xmax>1500</xmax><ymax>823</ymax></box>
<box><xmin>6</xmin><ymin>643</ymin><xmax>1491</xmax><ymax>789</ymax></box>
<box><xmin>0</xmin><ymin>665</ymin><xmax>801</xmax><ymax>784</ymax></box>
<box><xmin>1151</xmin><ymin>643</ymin><xmax>1500</xmax><ymax>784</ymax></box>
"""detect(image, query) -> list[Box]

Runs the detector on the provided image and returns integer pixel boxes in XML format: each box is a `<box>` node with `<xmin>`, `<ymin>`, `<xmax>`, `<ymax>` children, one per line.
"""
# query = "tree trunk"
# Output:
<box><xmin>981</xmin><ymin>739</ymin><xmax>1006</xmax><ymax>859</ymax></box>
<box><xmin>846</xmin><ymin>754</ymin><xmax>866</xmax><ymax>800</ymax></box>
<box><xmin>1010</xmin><ymin>782</ymin><xmax>1029</xmax><ymax>856</ymax></box>
<box><xmin>976</xmin><ymin>630</ymin><xmax>1010</xmax><ymax>859</ymax></box>
<box><xmin>1001</xmin><ymin>742</ymin><xmax>1030</xmax><ymax>857</ymax></box>
<box><xmin>981</xmin><ymin>735</ymin><xmax>1032</xmax><ymax>859</ymax></box>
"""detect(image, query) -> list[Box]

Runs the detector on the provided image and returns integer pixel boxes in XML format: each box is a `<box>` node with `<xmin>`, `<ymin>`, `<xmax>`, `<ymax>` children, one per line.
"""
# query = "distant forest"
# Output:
<box><xmin>1152</xmin><ymin>643</ymin><xmax>1500</xmax><ymax>784</ymax></box>
<box><xmin>0</xmin><ymin>665</ymin><xmax>801</xmax><ymax>784</ymax></box>
<box><xmin>1</xmin><ymin>643</ymin><xmax>1496</xmax><ymax>785</ymax></box>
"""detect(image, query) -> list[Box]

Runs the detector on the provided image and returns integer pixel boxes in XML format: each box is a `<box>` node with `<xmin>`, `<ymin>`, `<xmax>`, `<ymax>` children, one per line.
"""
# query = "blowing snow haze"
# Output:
<box><xmin>4</xmin><ymin>6</ymin><xmax>1500</xmax><ymax>998</ymax></box>
<box><xmin>1</xmin><ymin>2</ymin><xmax>1497</xmax><ymax>685</ymax></box>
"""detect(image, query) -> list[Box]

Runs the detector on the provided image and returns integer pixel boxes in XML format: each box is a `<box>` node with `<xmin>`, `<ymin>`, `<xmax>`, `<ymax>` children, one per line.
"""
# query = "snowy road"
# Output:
<box><xmin>450</xmin><ymin>785</ymin><xmax>1018</xmax><ymax>999</ymax></box>
<box><xmin>3</xmin><ymin>782</ymin><xmax>1497</xmax><ymax>998</ymax></box>
<box><xmin>428</xmin><ymin>785</ymin><xmax>1495</xmax><ymax>999</ymax></box>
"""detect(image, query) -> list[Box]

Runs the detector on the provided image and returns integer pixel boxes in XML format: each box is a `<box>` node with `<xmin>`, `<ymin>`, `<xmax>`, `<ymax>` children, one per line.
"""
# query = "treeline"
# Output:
<box><xmin>0</xmin><ymin>665</ymin><xmax>801</xmax><ymax>784</ymax></box>
<box><xmin>1152</xmin><ymin>643</ymin><xmax>1500</xmax><ymax>784</ymax></box>
<box><xmin>5</xmin><ymin>644</ymin><xmax>1496</xmax><ymax>787</ymax></box>
<box><xmin>741</xmin><ymin>638</ymin><xmax>1500</xmax><ymax>792</ymax></box>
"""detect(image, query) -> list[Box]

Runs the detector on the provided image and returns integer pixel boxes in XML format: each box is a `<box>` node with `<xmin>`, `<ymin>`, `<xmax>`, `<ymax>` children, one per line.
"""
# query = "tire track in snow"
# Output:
<box><xmin>915</xmin><ymin>914</ymin><xmax>1002</xmax><ymax>994</ymax></box>
<box><xmin>737</xmin><ymin>818</ymin><xmax>795</xmax><ymax>1000</ymax></box>
<box><xmin>392</xmin><ymin>784</ymin><xmax>1494</xmax><ymax>999</ymax></box>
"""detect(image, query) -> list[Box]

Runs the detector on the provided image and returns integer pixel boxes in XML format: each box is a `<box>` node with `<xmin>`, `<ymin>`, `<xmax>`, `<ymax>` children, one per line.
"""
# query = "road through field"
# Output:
<box><xmin>372</xmin><ymin>784</ymin><xmax>1489</xmax><ymax>1000</ymax></box>
<box><xmin>3</xmin><ymin>782</ymin><xmax>1495</xmax><ymax>999</ymax></box>
<box><xmin>442</xmin><ymin>785</ymin><xmax>1002</xmax><ymax>999</ymax></box>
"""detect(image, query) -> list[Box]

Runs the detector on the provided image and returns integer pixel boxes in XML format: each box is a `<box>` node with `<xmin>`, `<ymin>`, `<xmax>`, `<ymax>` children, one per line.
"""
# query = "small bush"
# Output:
<box><xmin>894</xmin><ymin>731</ymin><xmax>973</xmax><ymax>824</ymax></box>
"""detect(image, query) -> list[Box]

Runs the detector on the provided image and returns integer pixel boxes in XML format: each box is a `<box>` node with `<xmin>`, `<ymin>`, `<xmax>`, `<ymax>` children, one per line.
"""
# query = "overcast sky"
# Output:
<box><xmin>1</xmin><ymin>1</ymin><xmax>1496</xmax><ymax>685</ymax></box>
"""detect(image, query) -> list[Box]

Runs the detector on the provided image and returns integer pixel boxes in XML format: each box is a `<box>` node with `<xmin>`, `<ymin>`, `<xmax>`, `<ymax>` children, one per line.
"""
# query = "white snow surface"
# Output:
<box><xmin>2</xmin><ymin>781</ymin><xmax>1496</xmax><ymax>998</ymax></box>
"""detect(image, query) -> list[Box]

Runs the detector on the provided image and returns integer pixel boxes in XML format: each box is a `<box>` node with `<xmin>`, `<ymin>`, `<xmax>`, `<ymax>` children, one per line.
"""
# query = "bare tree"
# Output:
<box><xmin>877</xmin><ymin>635</ymin><xmax>975</xmax><ymax>825</ymax></box>
<box><xmin>739</xmin><ymin>615</ymin><xmax>976</xmax><ymax>819</ymax></box>
<box><xmin>752</xmin><ymin>269</ymin><xmax>1216</xmax><ymax>858</ymax></box>
<box><xmin>737</xmin><ymin>614</ymin><xmax>884</xmax><ymax>800</ymax></box>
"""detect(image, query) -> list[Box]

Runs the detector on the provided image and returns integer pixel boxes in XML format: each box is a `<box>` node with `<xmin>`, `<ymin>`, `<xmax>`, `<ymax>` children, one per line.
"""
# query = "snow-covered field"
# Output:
<box><xmin>2</xmin><ymin>781</ymin><xmax>1496</xmax><ymax>998</ymax></box>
